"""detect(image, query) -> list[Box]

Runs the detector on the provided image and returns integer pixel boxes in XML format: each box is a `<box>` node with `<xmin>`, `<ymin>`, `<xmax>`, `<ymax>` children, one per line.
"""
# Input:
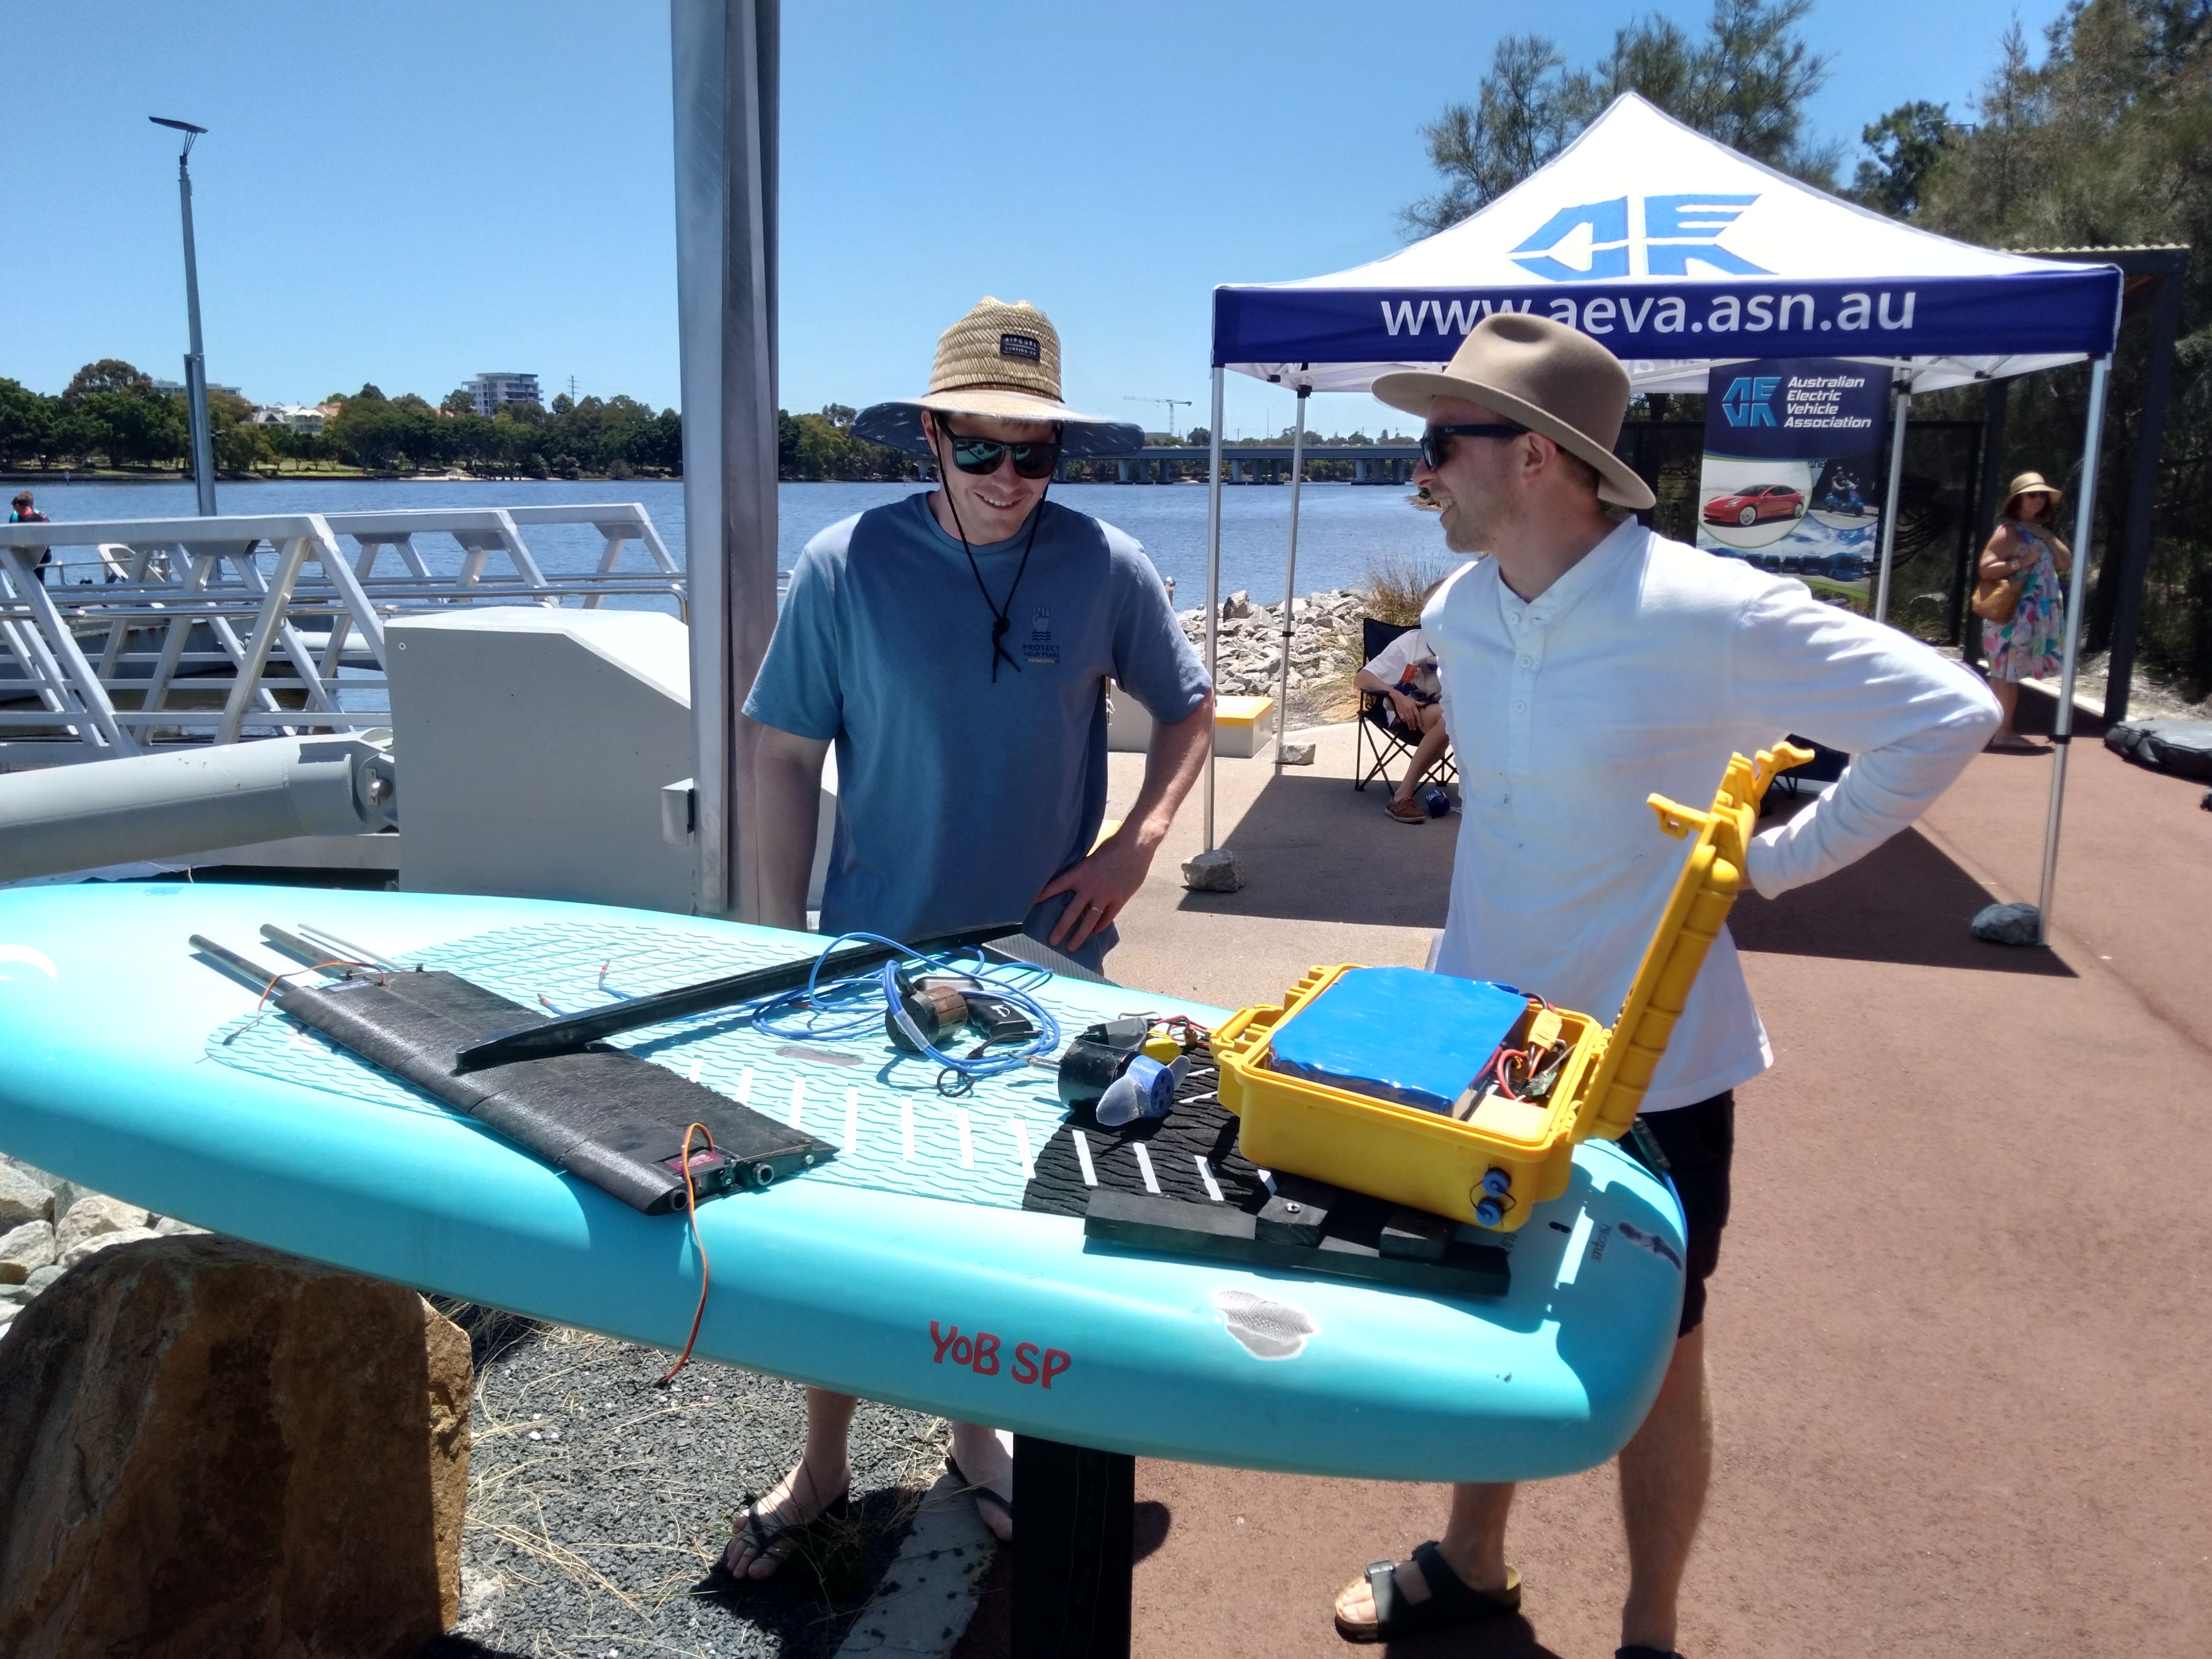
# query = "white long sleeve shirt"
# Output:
<box><xmin>1426</xmin><ymin>517</ymin><xmax>1999</xmax><ymax>1111</ymax></box>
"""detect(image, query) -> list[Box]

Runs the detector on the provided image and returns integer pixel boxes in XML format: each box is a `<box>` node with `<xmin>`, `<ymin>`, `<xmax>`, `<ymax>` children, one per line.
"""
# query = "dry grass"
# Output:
<box><xmin>1303</xmin><ymin>554</ymin><xmax>1453</xmax><ymax>723</ymax></box>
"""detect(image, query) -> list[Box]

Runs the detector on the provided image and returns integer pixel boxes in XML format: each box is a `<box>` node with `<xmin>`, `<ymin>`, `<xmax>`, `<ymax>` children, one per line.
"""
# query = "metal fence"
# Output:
<box><xmin>1</xmin><ymin>503</ymin><xmax>681</xmax><ymax>760</ymax></box>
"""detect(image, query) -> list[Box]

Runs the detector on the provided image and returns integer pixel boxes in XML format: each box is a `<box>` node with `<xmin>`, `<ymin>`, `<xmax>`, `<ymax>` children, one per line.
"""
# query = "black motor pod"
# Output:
<box><xmin>1057</xmin><ymin>1037</ymin><xmax>1135</xmax><ymax>1107</ymax></box>
<box><xmin>885</xmin><ymin>973</ymin><xmax>969</xmax><ymax>1053</ymax></box>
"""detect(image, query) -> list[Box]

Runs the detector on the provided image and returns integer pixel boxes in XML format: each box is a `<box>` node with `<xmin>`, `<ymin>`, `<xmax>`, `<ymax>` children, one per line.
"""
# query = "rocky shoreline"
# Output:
<box><xmin>1177</xmin><ymin>588</ymin><xmax>1371</xmax><ymax>719</ymax></box>
<box><xmin>0</xmin><ymin>1158</ymin><xmax>208</xmax><ymax>1331</ymax></box>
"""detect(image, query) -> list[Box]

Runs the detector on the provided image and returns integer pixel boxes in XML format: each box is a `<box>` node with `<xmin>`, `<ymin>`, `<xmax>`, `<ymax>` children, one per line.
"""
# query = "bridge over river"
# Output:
<box><xmin>1053</xmin><ymin>445</ymin><xmax>1422</xmax><ymax>484</ymax></box>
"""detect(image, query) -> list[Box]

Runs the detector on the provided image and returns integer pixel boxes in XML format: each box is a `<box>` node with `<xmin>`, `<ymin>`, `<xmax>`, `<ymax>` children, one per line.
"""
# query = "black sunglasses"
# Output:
<box><xmin>939</xmin><ymin>424</ymin><xmax>1063</xmax><ymax>480</ymax></box>
<box><xmin>1419</xmin><ymin>422</ymin><xmax>1527</xmax><ymax>470</ymax></box>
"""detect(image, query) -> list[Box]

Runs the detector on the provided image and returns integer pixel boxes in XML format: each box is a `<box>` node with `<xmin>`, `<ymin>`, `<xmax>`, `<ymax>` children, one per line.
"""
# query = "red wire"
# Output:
<box><xmin>655</xmin><ymin>1122</ymin><xmax>716</xmax><ymax>1388</ymax></box>
<box><xmin>256</xmin><ymin>960</ymin><xmax>386</xmax><ymax>1009</ymax></box>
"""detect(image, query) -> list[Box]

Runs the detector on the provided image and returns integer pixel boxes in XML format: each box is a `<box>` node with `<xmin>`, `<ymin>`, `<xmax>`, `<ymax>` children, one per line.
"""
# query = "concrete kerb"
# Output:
<box><xmin>833</xmin><ymin>1469</ymin><xmax>996</xmax><ymax>1657</ymax></box>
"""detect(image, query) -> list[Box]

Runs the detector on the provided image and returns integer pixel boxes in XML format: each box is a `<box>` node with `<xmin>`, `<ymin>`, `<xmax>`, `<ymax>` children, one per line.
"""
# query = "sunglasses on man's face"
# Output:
<box><xmin>1419</xmin><ymin>423</ymin><xmax>1526</xmax><ymax>471</ymax></box>
<box><xmin>941</xmin><ymin>425</ymin><xmax>1063</xmax><ymax>480</ymax></box>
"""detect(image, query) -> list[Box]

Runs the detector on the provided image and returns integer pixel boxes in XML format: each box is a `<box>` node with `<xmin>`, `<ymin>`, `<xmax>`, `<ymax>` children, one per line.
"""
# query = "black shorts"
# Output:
<box><xmin>1635</xmin><ymin>1090</ymin><xmax>1734</xmax><ymax>1338</ymax></box>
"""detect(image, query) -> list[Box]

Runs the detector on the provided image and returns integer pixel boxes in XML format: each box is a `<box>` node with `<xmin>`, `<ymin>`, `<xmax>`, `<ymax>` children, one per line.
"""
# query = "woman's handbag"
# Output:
<box><xmin>1971</xmin><ymin>571</ymin><xmax>2025</xmax><ymax>624</ymax></box>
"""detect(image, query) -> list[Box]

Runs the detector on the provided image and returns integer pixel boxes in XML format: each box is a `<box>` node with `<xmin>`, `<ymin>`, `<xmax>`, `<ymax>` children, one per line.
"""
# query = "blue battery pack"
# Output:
<box><xmin>1266</xmin><ymin>967</ymin><xmax>1528</xmax><ymax>1115</ymax></box>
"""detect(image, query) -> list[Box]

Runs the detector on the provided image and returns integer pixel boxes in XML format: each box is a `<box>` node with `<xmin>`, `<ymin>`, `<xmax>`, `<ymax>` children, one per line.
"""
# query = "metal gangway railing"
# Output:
<box><xmin>0</xmin><ymin>503</ymin><xmax>684</xmax><ymax>759</ymax></box>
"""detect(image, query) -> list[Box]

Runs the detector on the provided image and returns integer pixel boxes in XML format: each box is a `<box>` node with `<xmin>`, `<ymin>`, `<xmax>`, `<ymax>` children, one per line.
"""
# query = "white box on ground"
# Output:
<box><xmin>1108</xmin><ymin>682</ymin><xmax>1275</xmax><ymax>759</ymax></box>
<box><xmin>388</xmin><ymin>609</ymin><xmax>698</xmax><ymax>911</ymax></box>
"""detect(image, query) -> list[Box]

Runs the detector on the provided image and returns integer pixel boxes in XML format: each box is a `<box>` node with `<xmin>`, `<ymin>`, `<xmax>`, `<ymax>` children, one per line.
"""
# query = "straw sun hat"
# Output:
<box><xmin>1371</xmin><ymin>313</ymin><xmax>1656</xmax><ymax>510</ymax></box>
<box><xmin>852</xmin><ymin>297</ymin><xmax>1144</xmax><ymax>459</ymax></box>
<box><xmin>2000</xmin><ymin>471</ymin><xmax>2064</xmax><ymax>520</ymax></box>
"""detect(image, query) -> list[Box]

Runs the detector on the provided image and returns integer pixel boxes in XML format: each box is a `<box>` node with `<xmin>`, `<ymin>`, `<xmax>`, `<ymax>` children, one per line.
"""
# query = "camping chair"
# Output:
<box><xmin>1353</xmin><ymin>618</ymin><xmax>1459</xmax><ymax>794</ymax></box>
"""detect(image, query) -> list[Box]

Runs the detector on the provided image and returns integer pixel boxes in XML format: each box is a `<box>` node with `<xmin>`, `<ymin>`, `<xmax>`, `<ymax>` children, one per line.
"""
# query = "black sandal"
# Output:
<box><xmin>1334</xmin><ymin>1541</ymin><xmax>1521</xmax><ymax>1643</ymax></box>
<box><xmin>720</xmin><ymin>1480</ymin><xmax>850</xmax><ymax>1581</ymax></box>
<box><xmin>945</xmin><ymin>1453</ymin><xmax>1013</xmax><ymax>1531</ymax></box>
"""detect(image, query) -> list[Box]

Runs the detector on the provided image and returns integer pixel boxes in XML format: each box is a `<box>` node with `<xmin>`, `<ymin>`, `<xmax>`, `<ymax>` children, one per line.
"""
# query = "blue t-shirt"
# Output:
<box><xmin>743</xmin><ymin>491</ymin><xmax>1209</xmax><ymax>966</ymax></box>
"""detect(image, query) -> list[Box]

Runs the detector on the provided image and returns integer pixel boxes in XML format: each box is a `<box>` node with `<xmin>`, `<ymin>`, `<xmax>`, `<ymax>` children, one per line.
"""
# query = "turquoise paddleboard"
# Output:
<box><xmin>0</xmin><ymin>883</ymin><xmax>1685</xmax><ymax>1482</ymax></box>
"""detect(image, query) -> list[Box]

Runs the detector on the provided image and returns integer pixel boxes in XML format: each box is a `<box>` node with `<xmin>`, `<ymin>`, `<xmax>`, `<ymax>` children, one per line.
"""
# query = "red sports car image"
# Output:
<box><xmin>1702</xmin><ymin>483</ymin><xmax>1807</xmax><ymax>527</ymax></box>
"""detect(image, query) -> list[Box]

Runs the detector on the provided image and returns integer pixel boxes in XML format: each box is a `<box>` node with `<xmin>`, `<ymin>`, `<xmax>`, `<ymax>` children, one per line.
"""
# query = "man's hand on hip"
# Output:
<box><xmin>1035</xmin><ymin>828</ymin><xmax>1157</xmax><ymax>953</ymax></box>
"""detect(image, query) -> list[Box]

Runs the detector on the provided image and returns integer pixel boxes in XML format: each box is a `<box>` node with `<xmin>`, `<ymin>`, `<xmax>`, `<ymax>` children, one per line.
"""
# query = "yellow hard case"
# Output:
<box><xmin>1209</xmin><ymin>743</ymin><xmax>1810</xmax><ymax>1231</ymax></box>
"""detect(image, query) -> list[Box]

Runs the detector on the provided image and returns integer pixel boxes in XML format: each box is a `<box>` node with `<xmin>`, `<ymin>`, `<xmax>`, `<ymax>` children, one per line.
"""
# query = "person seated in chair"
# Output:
<box><xmin>1356</xmin><ymin>596</ymin><xmax>1450</xmax><ymax>823</ymax></box>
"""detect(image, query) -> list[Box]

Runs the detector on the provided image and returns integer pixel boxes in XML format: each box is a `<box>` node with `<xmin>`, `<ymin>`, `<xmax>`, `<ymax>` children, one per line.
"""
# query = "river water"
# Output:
<box><xmin>19</xmin><ymin>476</ymin><xmax>1460</xmax><ymax>607</ymax></box>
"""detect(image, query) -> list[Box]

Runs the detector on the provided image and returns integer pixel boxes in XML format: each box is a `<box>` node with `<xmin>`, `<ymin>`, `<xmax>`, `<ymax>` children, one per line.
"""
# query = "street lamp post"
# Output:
<box><xmin>150</xmin><ymin>116</ymin><xmax>216</xmax><ymax>516</ymax></box>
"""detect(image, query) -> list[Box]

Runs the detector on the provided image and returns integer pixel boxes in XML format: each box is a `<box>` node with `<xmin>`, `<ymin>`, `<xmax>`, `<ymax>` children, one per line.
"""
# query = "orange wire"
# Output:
<box><xmin>254</xmin><ymin>960</ymin><xmax>387</xmax><ymax>1010</ymax></box>
<box><xmin>655</xmin><ymin>1122</ymin><xmax>716</xmax><ymax>1388</ymax></box>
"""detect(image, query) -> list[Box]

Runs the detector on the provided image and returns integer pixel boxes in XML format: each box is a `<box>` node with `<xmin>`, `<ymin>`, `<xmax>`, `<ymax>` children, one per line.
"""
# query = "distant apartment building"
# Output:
<box><xmin>466</xmin><ymin>372</ymin><xmax>541</xmax><ymax>416</ymax></box>
<box><xmin>150</xmin><ymin>379</ymin><xmax>243</xmax><ymax>397</ymax></box>
<box><xmin>248</xmin><ymin>405</ymin><xmax>327</xmax><ymax>433</ymax></box>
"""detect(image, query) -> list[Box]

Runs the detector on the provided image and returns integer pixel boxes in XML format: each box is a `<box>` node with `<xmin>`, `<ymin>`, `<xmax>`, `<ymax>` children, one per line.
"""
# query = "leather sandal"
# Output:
<box><xmin>1333</xmin><ymin>1541</ymin><xmax>1521</xmax><ymax>1643</ymax></box>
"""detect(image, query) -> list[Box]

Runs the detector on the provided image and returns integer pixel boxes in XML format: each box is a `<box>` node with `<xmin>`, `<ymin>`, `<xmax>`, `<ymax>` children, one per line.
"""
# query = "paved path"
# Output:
<box><xmin>1027</xmin><ymin>701</ymin><xmax>2212</xmax><ymax>1658</ymax></box>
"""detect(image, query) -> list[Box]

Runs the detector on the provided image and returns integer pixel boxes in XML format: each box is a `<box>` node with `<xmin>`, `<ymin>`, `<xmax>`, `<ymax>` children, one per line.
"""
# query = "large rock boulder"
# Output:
<box><xmin>0</xmin><ymin>1234</ymin><xmax>471</xmax><ymax>1658</ymax></box>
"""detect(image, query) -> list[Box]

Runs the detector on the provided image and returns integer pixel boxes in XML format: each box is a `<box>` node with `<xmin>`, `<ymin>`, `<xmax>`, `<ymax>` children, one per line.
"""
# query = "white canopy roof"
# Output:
<box><xmin>1214</xmin><ymin>95</ymin><xmax>2123</xmax><ymax>395</ymax></box>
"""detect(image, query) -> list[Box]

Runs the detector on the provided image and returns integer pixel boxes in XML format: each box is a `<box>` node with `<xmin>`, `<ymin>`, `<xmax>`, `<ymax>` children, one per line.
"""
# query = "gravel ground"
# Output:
<box><xmin>421</xmin><ymin>1304</ymin><xmax>952</xmax><ymax>1659</ymax></box>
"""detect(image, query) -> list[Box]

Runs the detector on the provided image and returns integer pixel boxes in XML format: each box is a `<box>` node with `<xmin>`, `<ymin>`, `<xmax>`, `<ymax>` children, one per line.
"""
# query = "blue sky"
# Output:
<box><xmin>5</xmin><ymin>0</ymin><xmax>2065</xmax><ymax>438</ymax></box>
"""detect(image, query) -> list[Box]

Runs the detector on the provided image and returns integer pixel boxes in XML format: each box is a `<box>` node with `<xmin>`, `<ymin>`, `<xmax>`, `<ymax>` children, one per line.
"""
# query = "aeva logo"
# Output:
<box><xmin>1511</xmin><ymin>194</ymin><xmax>1768</xmax><ymax>282</ymax></box>
<box><xmin>1719</xmin><ymin>375</ymin><xmax>1780</xmax><ymax>427</ymax></box>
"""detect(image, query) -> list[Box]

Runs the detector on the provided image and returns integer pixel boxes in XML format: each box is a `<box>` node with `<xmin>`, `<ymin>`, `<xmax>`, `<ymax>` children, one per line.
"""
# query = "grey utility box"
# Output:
<box><xmin>387</xmin><ymin>608</ymin><xmax>697</xmax><ymax>912</ymax></box>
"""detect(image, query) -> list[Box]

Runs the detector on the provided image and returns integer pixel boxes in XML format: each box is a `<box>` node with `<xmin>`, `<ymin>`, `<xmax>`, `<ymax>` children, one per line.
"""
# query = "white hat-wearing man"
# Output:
<box><xmin>1328</xmin><ymin>314</ymin><xmax>1997</xmax><ymax>1653</ymax></box>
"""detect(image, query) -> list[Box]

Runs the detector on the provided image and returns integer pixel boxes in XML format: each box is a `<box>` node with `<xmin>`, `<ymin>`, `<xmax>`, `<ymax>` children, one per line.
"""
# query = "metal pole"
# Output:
<box><xmin>2033</xmin><ymin>355</ymin><xmax>2110</xmax><ymax>947</ymax></box>
<box><xmin>1871</xmin><ymin>382</ymin><xmax>1911</xmax><ymax>624</ymax></box>
<box><xmin>672</xmin><ymin>0</ymin><xmax>779</xmax><ymax>920</ymax></box>
<box><xmin>1201</xmin><ymin>365</ymin><xmax>1225</xmax><ymax>851</ymax></box>
<box><xmin>1274</xmin><ymin>386</ymin><xmax>1309</xmax><ymax>774</ymax></box>
<box><xmin>153</xmin><ymin>120</ymin><xmax>217</xmax><ymax>515</ymax></box>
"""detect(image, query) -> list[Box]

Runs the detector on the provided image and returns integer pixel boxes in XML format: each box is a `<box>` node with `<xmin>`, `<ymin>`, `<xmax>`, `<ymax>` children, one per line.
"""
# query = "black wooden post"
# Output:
<box><xmin>2098</xmin><ymin>249</ymin><xmax>2187</xmax><ymax>722</ymax></box>
<box><xmin>1010</xmin><ymin>1435</ymin><xmax>1135</xmax><ymax>1659</ymax></box>
<box><xmin>1963</xmin><ymin>377</ymin><xmax>2010</xmax><ymax>671</ymax></box>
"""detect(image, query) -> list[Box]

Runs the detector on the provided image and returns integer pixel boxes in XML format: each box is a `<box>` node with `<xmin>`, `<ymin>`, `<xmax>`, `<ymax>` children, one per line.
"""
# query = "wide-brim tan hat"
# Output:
<box><xmin>2000</xmin><ymin>471</ymin><xmax>2064</xmax><ymax>520</ymax></box>
<box><xmin>1371</xmin><ymin>313</ymin><xmax>1655</xmax><ymax>510</ymax></box>
<box><xmin>853</xmin><ymin>297</ymin><xmax>1144</xmax><ymax>459</ymax></box>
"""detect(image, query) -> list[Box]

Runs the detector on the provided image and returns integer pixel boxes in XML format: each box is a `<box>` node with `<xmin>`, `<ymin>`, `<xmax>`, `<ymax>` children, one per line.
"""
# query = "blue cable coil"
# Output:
<box><xmin>749</xmin><ymin>932</ymin><xmax>1062</xmax><ymax>1083</ymax></box>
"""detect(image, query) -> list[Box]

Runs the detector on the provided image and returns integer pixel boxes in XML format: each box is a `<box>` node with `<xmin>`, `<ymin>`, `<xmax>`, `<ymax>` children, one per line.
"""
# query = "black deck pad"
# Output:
<box><xmin>1023</xmin><ymin>1060</ymin><xmax>1510</xmax><ymax>1300</ymax></box>
<box><xmin>266</xmin><ymin>967</ymin><xmax>834</xmax><ymax>1214</ymax></box>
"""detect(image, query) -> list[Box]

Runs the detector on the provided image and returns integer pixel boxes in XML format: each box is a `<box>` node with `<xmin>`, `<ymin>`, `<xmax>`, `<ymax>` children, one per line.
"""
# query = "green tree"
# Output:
<box><xmin>0</xmin><ymin>379</ymin><xmax>55</xmax><ymax>464</ymax></box>
<box><xmin>1907</xmin><ymin>0</ymin><xmax>2212</xmax><ymax>689</ymax></box>
<box><xmin>1403</xmin><ymin>1</ymin><xmax>1837</xmax><ymax>234</ymax></box>
<box><xmin>440</xmin><ymin>388</ymin><xmax>475</xmax><ymax>416</ymax></box>
<box><xmin>1852</xmin><ymin>99</ymin><xmax>1952</xmax><ymax>215</ymax></box>
<box><xmin>63</xmin><ymin>359</ymin><xmax>155</xmax><ymax>401</ymax></box>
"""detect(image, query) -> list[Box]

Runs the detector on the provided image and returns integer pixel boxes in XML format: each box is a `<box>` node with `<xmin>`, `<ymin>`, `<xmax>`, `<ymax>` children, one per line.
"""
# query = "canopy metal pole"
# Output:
<box><xmin>1273</xmin><ymin>386</ymin><xmax>1310</xmax><ymax>774</ymax></box>
<box><xmin>672</xmin><ymin>0</ymin><xmax>779</xmax><ymax>919</ymax></box>
<box><xmin>1871</xmin><ymin>380</ymin><xmax>1912</xmax><ymax>624</ymax></box>
<box><xmin>1201</xmin><ymin>365</ymin><xmax>1225</xmax><ymax>850</ymax></box>
<box><xmin>2033</xmin><ymin>354</ymin><xmax>2111</xmax><ymax>946</ymax></box>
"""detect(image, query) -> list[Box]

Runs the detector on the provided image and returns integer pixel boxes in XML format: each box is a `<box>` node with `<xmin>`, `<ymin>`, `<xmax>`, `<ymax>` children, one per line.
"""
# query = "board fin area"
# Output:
<box><xmin>193</xmin><ymin>936</ymin><xmax>833</xmax><ymax>1214</ymax></box>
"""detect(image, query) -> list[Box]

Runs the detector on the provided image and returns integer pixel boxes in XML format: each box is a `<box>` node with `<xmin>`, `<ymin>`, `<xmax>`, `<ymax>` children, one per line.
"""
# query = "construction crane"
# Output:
<box><xmin>1125</xmin><ymin>396</ymin><xmax>1194</xmax><ymax>440</ymax></box>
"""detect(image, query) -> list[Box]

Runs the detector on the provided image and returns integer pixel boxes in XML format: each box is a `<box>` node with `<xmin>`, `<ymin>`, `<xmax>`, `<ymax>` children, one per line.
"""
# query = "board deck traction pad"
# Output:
<box><xmin>208</xmin><ymin>919</ymin><xmax>1513</xmax><ymax>1296</ymax></box>
<box><xmin>205</xmin><ymin>924</ymin><xmax>1212</xmax><ymax>1209</ymax></box>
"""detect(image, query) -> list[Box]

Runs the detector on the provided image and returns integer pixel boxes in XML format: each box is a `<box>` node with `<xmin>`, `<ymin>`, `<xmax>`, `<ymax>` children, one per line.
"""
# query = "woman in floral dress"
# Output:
<box><xmin>1979</xmin><ymin>472</ymin><xmax>2072</xmax><ymax>753</ymax></box>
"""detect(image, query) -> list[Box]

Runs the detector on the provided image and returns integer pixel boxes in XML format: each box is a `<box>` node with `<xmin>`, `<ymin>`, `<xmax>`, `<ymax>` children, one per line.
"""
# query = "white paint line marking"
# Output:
<box><xmin>687</xmin><ymin>1057</ymin><xmax>704</xmax><ymax>1084</ymax></box>
<box><xmin>1071</xmin><ymin>1129</ymin><xmax>1097</xmax><ymax>1186</ymax></box>
<box><xmin>1133</xmin><ymin>1141</ymin><xmax>1160</xmax><ymax>1194</ymax></box>
<box><xmin>843</xmin><ymin>1088</ymin><xmax>860</xmax><ymax>1154</ymax></box>
<box><xmin>789</xmin><ymin>1077</ymin><xmax>806</xmax><ymax>1129</ymax></box>
<box><xmin>1010</xmin><ymin>1119</ymin><xmax>1034</xmax><ymax>1180</ymax></box>
<box><xmin>1195</xmin><ymin>1156</ymin><xmax>1223</xmax><ymax>1202</ymax></box>
<box><xmin>901</xmin><ymin>1099</ymin><xmax>916</xmax><ymax>1162</ymax></box>
<box><xmin>1556</xmin><ymin>1207</ymin><xmax>1595</xmax><ymax>1287</ymax></box>
<box><xmin>737</xmin><ymin>1066</ymin><xmax>755</xmax><ymax>1105</ymax></box>
<box><xmin>954</xmin><ymin>1108</ymin><xmax>974</xmax><ymax>1169</ymax></box>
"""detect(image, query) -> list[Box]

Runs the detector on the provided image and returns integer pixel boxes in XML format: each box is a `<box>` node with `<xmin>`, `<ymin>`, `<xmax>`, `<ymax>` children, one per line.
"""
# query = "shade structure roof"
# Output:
<box><xmin>1213</xmin><ymin>95</ymin><xmax>2124</xmax><ymax>396</ymax></box>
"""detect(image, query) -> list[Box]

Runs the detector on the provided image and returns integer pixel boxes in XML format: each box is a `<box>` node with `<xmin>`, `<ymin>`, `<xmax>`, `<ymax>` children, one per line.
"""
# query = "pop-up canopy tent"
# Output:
<box><xmin>1198</xmin><ymin>94</ymin><xmax>2124</xmax><ymax>944</ymax></box>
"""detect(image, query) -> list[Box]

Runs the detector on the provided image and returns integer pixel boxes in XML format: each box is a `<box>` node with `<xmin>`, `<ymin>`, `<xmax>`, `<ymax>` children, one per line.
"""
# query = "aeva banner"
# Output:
<box><xmin>1696</xmin><ymin>358</ymin><xmax>1888</xmax><ymax>607</ymax></box>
